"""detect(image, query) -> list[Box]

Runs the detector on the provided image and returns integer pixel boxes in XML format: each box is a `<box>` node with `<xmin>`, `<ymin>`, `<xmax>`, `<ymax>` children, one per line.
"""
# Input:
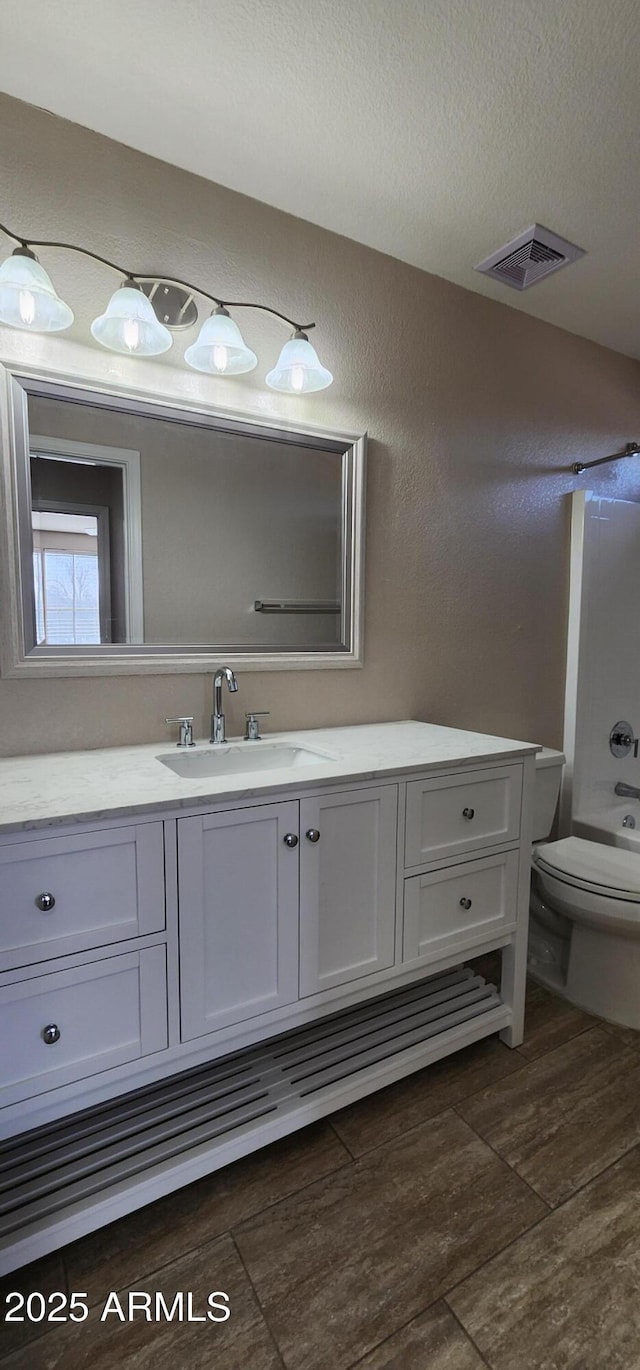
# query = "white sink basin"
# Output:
<box><xmin>157</xmin><ymin>742</ymin><xmax>334</xmax><ymax>779</ymax></box>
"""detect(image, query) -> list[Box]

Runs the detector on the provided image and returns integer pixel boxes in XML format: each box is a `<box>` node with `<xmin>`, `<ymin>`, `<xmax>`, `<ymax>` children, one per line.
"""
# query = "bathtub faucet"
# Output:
<box><xmin>614</xmin><ymin>780</ymin><xmax>640</xmax><ymax>800</ymax></box>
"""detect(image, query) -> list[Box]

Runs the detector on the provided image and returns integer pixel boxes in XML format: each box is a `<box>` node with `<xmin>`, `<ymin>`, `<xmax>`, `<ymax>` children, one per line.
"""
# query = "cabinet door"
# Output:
<box><xmin>299</xmin><ymin>786</ymin><xmax>398</xmax><ymax>997</ymax></box>
<box><xmin>178</xmin><ymin>801</ymin><xmax>299</xmax><ymax>1040</ymax></box>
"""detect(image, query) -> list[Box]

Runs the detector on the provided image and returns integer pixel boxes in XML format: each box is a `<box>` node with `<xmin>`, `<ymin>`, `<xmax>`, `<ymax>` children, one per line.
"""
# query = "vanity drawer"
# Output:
<box><xmin>403</xmin><ymin>849</ymin><xmax>519</xmax><ymax>963</ymax></box>
<box><xmin>0</xmin><ymin>824</ymin><xmax>165</xmax><ymax>970</ymax></box>
<box><xmin>404</xmin><ymin>765</ymin><xmax>522</xmax><ymax>867</ymax></box>
<box><xmin>0</xmin><ymin>946</ymin><xmax>167</xmax><ymax>1106</ymax></box>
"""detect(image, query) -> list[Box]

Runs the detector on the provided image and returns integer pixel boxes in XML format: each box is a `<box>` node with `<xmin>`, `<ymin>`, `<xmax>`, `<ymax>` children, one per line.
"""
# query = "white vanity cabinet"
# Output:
<box><xmin>299</xmin><ymin>785</ymin><xmax>398</xmax><ymax>995</ymax></box>
<box><xmin>177</xmin><ymin>801</ymin><xmax>300</xmax><ymax>1040</ymax></box>
<box><xmin>0</xmin><ymin>726</ymin><xmax>537</xmax><ymax>1277</ymax></box>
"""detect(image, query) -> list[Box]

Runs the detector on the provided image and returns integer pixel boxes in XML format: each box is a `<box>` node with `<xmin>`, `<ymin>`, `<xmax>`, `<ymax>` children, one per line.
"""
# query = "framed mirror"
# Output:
<box><xmin>0</xmin><ymin>365</ymin><xmax>365</xmax><ymax>676</ymax></box>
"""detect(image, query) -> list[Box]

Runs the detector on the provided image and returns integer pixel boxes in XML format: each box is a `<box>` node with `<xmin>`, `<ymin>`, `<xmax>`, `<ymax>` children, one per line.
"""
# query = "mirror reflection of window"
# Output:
<box><xmin>31</xmin><ymin>512</ymin><xmax>101</xmax><ymax>645</ymax></box>
<box><xmin>30</xmin><ymin>447</ymin><xmax>125</xmax><ymax>644</ymax></box>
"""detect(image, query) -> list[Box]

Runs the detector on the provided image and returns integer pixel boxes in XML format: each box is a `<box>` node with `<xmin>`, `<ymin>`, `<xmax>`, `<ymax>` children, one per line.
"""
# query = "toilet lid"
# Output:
<box><xmin>535</xmin><ymin>836</ymin><xmax>640</xmax><ymax>898</ymax></box>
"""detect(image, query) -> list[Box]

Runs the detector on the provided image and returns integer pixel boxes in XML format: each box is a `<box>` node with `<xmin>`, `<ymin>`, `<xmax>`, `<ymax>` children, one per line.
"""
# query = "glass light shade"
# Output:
<box><xmin>265</xmin><ymin>331</ymin><xmax>333</xmax><ymax>393</ymax></box>
<box><xmin>91</xmin><ymin>283</ymin><xmax>172</xmax><ymax>356</ymax></box>
<box><xmin>184</xmin><ymin>307</ymin><xmax>257</xmax><ymax>375</ymax></box>
<box><xmin>0</xmin><ymin>249</ymin><xmax>74</xmax><ymax>332</ymax></box>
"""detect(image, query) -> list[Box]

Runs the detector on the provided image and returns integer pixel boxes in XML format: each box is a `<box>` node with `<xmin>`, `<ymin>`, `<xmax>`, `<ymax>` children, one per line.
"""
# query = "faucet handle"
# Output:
<box><xmin>165</xmin><ymin>716</ymin><xmax>196</xmax><ymax>748</ymax></box>
<box><xmin>245</xmin><ymin>712</ymin><xmax>269</xmax><ymax>741</ymax></box>
<box><xmin>610</xmin><ymin>721</ymin><xmax>638</xmax><ymax>758</ymax></box>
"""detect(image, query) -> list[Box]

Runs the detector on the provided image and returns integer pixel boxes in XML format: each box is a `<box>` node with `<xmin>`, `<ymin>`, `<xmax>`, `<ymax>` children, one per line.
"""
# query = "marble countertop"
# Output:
<box><xmin>0</xmin><ymin>720</ymin><xmax>540</xmax><ymax>835</ymax></box>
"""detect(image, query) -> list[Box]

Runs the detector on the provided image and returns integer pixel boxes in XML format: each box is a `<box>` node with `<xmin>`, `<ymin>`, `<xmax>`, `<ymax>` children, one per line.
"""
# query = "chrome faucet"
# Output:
<box><xmin>210</xmin><ymin>666</ymin><xmax>238</xmax><ymax>744</ymax></box>
<box><xmin>614</xmin><ymin>780</ymin><xmax>640</xmax><ymax>800</ymax></box>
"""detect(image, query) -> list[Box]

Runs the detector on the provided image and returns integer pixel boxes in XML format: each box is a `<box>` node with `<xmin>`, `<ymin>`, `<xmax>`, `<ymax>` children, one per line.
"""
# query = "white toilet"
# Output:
<box><xmin>529</xmin><ymin>748</ymin><xmax>640</xmax><ymax>1029</ymax></box>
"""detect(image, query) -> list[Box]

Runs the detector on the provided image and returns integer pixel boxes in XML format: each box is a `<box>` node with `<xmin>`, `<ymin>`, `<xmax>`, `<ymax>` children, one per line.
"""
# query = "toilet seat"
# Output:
<box><xmin>533</xmin><ymin>836</ymin><xmax>640</xmax><ymax>935</ymax></box>
<box><xmin>534</xmin><ymin>836</ymin><xmax>640</xmax><ymax>900</ymax></box>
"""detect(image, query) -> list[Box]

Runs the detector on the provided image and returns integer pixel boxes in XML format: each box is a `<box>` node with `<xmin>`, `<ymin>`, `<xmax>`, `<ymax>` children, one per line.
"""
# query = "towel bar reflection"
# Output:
<box><xmin>254</xmin><ymin>600</ymin><xmax>341</xmax><ymax>614</ymax></box>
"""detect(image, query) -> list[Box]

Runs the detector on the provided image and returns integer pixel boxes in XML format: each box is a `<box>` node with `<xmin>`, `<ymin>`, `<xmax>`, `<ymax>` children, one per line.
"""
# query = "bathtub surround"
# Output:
<box><xmin>1</xmin><ymin>94</ymin><xmax>640</xmax><ymax>755</ymax></box>
<box><xmin>564</xmin><ymin>490</ymin><xmax>640</xmax><ymax>824</ymax></box>
<box><xmin>576</xmin><ymin>809</ymin><xmax>640</xmax><ymax>851</ymax></box>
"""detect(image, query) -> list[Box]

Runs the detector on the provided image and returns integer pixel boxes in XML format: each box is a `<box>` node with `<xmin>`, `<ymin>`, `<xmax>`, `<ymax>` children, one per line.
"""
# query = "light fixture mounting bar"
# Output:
<box><xmin>572</xmin><ymin>442</ymin><xmax>640</xmax><ymax>475</ymax></box>
<box><xmin>138</xmin><ymin>280</ymin><xmax>198</xmax><ymax>331</ymax></box>
<box><xmin>0</xmin><ymin>221</ymin><xmax>316</xmax><ymax>333</ymax></box>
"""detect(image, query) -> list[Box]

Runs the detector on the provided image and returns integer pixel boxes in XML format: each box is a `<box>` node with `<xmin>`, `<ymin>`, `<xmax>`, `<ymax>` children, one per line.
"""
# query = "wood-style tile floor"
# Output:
<box><xmin>2</xmin><ymin>979</ymin><xmax>640</xmax><ymax>1369</ymax></box>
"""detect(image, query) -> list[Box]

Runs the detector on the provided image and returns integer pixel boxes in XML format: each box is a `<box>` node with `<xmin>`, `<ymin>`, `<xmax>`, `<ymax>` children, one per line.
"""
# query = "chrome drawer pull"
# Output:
<box><xmin>283</xmin><ymin>833</ymin><xmax>299</xmax><ymax>848</ymax></box>
<box><xmin>306</xmin><ymin>829</ymin><xmax>321</xmax><ymax>843</ymax></box>
<box><xmin>36</xmin><ymin>892</ymin><xmax>55</xmax><ymax>911</ymax></box>
<box><xmin>42</xmin><ymin>1024</ymin><xmax>61</xmax><ymax>1045</ymax></box>
<box><xmin>462</xmin><ymin>808</ymin><xmax>475</xmax><ymax>820</ymax></box>
<box><xmin>459</xmin><ymin>897</ymin><xmax>472</xmax><ymax>910</ymax></box>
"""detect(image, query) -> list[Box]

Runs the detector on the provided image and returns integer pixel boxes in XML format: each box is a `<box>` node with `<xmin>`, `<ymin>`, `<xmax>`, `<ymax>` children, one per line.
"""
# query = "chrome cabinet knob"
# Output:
<box><xmin>459</xmin><ymin>897</ymin><xmax>472</xmax><ymax>910</ymax></box>
<box><xmin>42</xmin><ymin>1024</ymin><xmax>61</xmax><ymax>1045</ymax></box>
<box><xmin>36</xmin><ymin>892</ymin><xmax>55</xmax><ymax>911</ymax></box>
<box><xmin>462</xmin><ymin>808</ymin><xmax>475</xmax><ymax>820</ymax></box>
<box><xmin>283</xmin><ymin>833</ymin><xmax>299</xmax><ymax>848</ymax></box>
<box><xmin>306</xmin><ymin>829</ymin><xmax>321</xmax><ymax>843</ymax></box>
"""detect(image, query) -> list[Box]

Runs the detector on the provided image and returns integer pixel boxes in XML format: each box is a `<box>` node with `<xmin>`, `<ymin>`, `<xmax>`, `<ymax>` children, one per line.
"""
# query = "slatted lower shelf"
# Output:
<box><xmin>0</xmin><ymin>965</ymin><xmax>507</xmax><ymax>1273</ymax></box>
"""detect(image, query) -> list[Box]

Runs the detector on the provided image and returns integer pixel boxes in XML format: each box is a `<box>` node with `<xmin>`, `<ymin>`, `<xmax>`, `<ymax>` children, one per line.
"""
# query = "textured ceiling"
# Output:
<box><xmin>0</xmin><ymin>0</ymin><xmax>639</xmax><ymax>358</ymax></box>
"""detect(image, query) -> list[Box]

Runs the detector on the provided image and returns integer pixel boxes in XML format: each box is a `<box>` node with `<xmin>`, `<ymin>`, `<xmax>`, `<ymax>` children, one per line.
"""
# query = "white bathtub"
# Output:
<box><xmin>573</xmin><ymin>805</ymin><xmax>640</xmax><ymax>854</ymax></box>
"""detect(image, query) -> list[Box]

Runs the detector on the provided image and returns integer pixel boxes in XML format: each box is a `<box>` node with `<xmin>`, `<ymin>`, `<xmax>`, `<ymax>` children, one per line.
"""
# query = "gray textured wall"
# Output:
<box><xmin>1</xmin><ymin>93</ymin><xmax>640</xmax><ymax>755</ymax></box>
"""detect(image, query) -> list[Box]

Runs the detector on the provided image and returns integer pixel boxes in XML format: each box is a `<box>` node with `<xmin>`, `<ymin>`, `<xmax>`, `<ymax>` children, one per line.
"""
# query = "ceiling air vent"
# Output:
<box><xmin>474</xmin><ymin>224</ymin><xmax>585</xmax><ymax>291</ymax></box>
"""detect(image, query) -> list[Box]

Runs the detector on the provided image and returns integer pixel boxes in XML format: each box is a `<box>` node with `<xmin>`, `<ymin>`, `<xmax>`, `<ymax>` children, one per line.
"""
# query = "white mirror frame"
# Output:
<box><xmin>0</xmin><ymin>362</ymin><xmax>366</xmax><ymax>677</ymax></box>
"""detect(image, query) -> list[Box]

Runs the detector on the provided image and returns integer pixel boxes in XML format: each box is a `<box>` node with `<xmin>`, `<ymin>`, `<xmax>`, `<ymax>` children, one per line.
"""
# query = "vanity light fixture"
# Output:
<box><xmin>0</xmin><ymin>221</ymin><xmax>333</xmax><ymax>393</ymax></box>
<box><xmin>0</xmin><ymin>245</ymin><xmax>74</xmax><ymax>332</ymax></box>
<box><xmin>265</xmin><ymin>330</ymin><xmax>333</xmax><ymax>394</ymax></box>
<box><xmin>90</xmin><ymin>280</ymin><xmax>172</xmax><ymax>356</ymax></box>
<box><xmin>184</xmin><ymin>306</ymin><xmax>257</xmax><ymax>375</ymax></box>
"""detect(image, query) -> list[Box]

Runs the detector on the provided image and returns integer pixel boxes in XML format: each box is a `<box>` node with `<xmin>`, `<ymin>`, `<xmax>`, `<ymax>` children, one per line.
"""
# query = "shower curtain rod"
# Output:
<box><xmin>572</xmin><ymin>441</ymin><xmax>640</xmax><ymax>475</ymax></box>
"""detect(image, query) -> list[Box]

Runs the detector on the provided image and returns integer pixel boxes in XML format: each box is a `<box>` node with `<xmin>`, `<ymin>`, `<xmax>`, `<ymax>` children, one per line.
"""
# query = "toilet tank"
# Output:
<box><xmin>533</xmin><ymin>747</ymin><xmax>566</xmax><ymax>842</ymax></box>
